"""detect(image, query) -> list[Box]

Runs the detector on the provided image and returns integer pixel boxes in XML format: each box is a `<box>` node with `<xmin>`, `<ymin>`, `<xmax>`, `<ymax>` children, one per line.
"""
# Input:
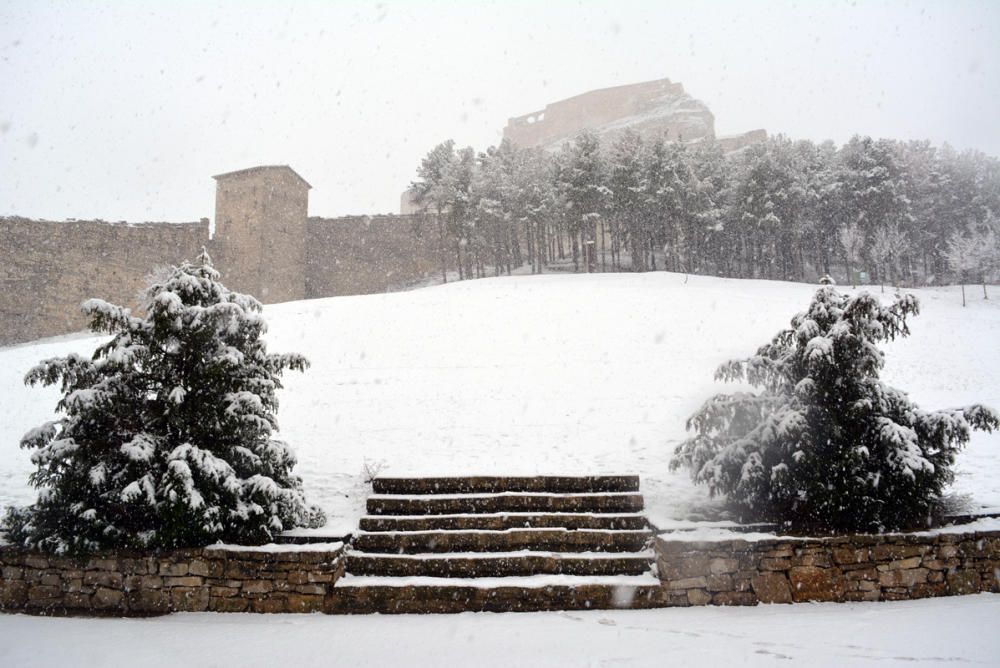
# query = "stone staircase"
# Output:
<box><xmin>329</xmin><ymin>475</ymin><xmax>667</xmax><ymax>613</ymax></box>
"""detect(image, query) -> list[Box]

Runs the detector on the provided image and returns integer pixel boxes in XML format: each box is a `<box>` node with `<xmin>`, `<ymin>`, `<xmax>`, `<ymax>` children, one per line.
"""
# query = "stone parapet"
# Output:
<box><xmin>654</xmin><ymin>528</ymin><xmax>1000</xmax><ymax>606</ymax></box>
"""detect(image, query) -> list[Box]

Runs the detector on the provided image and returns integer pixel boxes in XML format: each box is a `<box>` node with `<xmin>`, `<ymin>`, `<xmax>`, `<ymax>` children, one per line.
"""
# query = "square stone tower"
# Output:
<box><xmin>212</xmin><ymin>165</ymin><xmax>310</xmax><ymax>303</ymax></box>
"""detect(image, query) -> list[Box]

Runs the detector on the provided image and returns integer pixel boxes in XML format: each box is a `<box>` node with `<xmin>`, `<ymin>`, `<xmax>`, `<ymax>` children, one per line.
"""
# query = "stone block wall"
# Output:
<box><xmin>1</xmin><ymin>165</ymin><xmax>468</xmax><ymax>347</ymax></box>
<box><xmin>305</xmin><ymin>214</ymin><xmax>447</xmax><ymax>298</ymax></box>
<box><xmin>1</xmin><ymin>529</ymin><xmax>997</xmax><ymax>616</ymax></box>
<box><xmin>655</xmin><ymin>529</ymin><xmax>1000</xmax><ymax>606</ymax></box>
<box><xmin>0</xmin><ymin>544</ymin><xmax>343</xmax><ymax>615</ymax></box>
<box><xmin>0</xmin><ymin>217</ymin><xmax>211</xmax><ymax>345</ymax></box>
<box><xmin>212</xmin><ymin>166</ymin><xmax>310</xmax><ymax>304</ymax></box>
<box><xmin>0</xmin><ymin>212</ymin><xmax>451</xmax><ymax>346</ymax></box>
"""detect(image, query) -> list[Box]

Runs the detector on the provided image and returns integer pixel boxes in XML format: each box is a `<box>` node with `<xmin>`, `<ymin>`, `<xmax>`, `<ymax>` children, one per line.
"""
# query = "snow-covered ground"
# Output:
<box><xmin>1</xmin><ymin>273</ymin><xmax>998</xmax><ymax>533</ymax></box>
<box><xmin>0</xmin><ymin>595</ymin><xmax>998</xmax><ymax>666</ymax></box>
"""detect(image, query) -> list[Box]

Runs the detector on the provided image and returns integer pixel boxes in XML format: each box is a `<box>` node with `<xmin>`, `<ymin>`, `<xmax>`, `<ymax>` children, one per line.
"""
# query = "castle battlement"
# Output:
<box><xmin>0</xmin><ymin>168</ymin><xmax>447</xmax><ymax>345</ymax></box>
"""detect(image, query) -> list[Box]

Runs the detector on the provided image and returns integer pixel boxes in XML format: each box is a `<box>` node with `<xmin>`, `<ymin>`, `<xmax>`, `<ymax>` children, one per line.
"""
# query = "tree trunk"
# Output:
<box><xmin>525</xmin><ymin>220</ymin><xmax>534</xmax><ymax>270</ymax></box>
<box><xmin>601</xmin><ymin>220</ymin><xmax>608</xmax><ymax>272</ymax></box>
<box><xmin>437</xmin><ymin>211</ymin><xmax>448</xmax><ymax>283</ymax></box>
<box><xmin>510</xmin><ymin>226</ymin><xmax>522</xmax><ymax>269</ymax></box>
<box><xmin>586</xmin><ymin>224</ymin><xmax>596</xmax><ymax>273</ymax></box>
<box><xmin>571</xmin><ymin>231</ymin><xmax>579</xmax><ymax>272</ymax></box>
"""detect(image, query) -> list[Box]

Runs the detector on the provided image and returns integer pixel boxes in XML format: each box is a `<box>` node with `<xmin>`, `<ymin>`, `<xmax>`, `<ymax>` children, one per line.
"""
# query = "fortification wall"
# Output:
<box><xmin>0</xmin><ymin>217</ymin><xmax>210</xmax><ymax>345</ymax></box>
<box><xmin>213</xmin><ymin>167</ymin><xmax>309</xmax><ymax>303</ymax></box>
<box><xmin>305</xmin><ymin>214</ymin><xmax>446</xmax><ymax>298</ymax></box>
<box><xmin>0</xmin><ymin>213</ymin><xmax>448</xmax><ymax>346</ymax></box>
<box><xmin>0</xmin><ymin>166</ymin><xmax>456</xmax><ymax>347</ymax></box>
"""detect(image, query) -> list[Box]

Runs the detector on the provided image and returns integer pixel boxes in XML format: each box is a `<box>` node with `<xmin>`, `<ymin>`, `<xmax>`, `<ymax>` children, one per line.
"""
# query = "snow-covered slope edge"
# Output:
<box><xmin>1</xmin><ymin>273</ymin><xmax>997</xmax><ymax>533</ymax></box>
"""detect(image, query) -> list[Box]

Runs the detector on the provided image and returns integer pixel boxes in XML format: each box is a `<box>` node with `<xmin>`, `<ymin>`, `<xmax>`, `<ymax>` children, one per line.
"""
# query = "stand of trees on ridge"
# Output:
<box><xmin>410</xmin><ymin>132</ymin><xmax>1000</xmax><ymax>295</ymax></box>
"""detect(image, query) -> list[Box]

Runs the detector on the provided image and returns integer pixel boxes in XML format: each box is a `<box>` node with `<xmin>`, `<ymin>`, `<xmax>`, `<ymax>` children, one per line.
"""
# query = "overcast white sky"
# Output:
<box><xmin>1</xmin><ymin>0</ymin><xmax>998</xmax><ymax>221</ymax></box>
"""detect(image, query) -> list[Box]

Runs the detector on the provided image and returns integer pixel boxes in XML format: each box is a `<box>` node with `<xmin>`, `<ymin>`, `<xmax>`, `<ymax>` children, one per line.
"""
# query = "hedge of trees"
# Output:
<box><xmin>409</xmin><ymin>132</ymin><xmax>1000</xmax><ymax>290</ymax></box>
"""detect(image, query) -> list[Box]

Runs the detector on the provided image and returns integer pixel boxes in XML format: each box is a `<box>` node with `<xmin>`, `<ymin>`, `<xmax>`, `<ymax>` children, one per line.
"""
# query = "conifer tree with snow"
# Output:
<box><xmin>3</xmin><ymin>251</ymin><xmax>324</xmax><ymax>554</ymax></box>
<box><xmin>671</xmin><ymin>287</ymin><xmax>998</xmax><ymax>532</ymax></box>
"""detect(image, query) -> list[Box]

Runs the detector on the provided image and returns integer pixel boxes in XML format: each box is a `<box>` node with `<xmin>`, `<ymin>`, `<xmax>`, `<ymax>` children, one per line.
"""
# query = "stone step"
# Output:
<box><xmin>351</xmin><ymin>528</ymin><xmax>651</xmax><ymax>554</ymax></box>
<box><xmin>274</xmin><ymin>534</ymin><xmax>351</xmax><ymax>545</ymax></box>
<box><xmin>337</xmin><ymin>474</ymin><xmax>658</xmax><ymax>613</ymax></box>
<box><xmin>366</xmin><ymin>492</ymin><xmax>644</xmax><ymax>516</ymax></box>
<box><xmin>371</xmin><ymin>475</ymin><xmax>640</xmax><ymax>495</ymax></box>
<box><xmin>345</xmin><ymin>551</ymin><xmax>655</xmax><ymax>578</ymax></box>
<box><xmin>359</xmin><ymin>512</ymin><xmax>648</xmax><ymax>532</ymax></box>
<box><xmin>329</xmin><ymin>574</ymin><xmax>669</xmax><ymax>613</ymax></box>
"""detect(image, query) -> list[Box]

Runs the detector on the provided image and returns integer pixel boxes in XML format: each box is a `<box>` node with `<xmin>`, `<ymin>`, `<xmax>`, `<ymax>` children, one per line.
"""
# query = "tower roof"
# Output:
<box><xmin>213</xmin><ymin>165</ymin><xmax>312</xmax><ymax>189</ymax></box>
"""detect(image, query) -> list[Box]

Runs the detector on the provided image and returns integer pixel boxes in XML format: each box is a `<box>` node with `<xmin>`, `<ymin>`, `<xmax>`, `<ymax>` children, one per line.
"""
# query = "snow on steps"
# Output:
<box><xmin>366</xmin><ymin>491</ymin><xmax>645</xmax><ymax>515</ymax></box>
<box><xmin>345</xmin><ymin>550</ymin><xmax>655</xmax><ymax>577</ymax></box>
<box><xmin>337</xmin><ymin>574</ymin><xmax>661</xmax><ymax>588</ymax></box>
<box><xmin>334</xmin><ymin>475</ymin><xmax>659</xmax><ymax>613</ymax></box>
<box><xmin>371</xmin><ymin>475</ymin><xmax>640</xmax><ymax>495</ymax></box>
<box><xmin>351</xmin><ymin>528</ymin><xmax>651</xmax><ymax>553</ymax></box>
<box><xmin>358</xmin><ymin>511</ymin><xmax>648</xmax><ymax>532</ymax></box>
<box><xmin>329</xmin><ymin>575</ymin><xmax>668</xmax><ymax>614</ymax></box>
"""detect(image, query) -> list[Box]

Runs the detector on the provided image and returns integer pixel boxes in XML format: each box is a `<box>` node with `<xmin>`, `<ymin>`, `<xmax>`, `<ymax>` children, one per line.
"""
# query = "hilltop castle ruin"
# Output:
<box><xmin>401</xmin><ymin>77</ymin><xmax>764</xmax><ymax>213</ymax></box>
<box><xmin>501</xmin><ymin>77</ymin><xmax>765</xmax><ymax>152</ymax></box>
<box><xmin>2</xmin><ymin>77</ymin><xmax>766</xmax><ymax>346</ymax></box>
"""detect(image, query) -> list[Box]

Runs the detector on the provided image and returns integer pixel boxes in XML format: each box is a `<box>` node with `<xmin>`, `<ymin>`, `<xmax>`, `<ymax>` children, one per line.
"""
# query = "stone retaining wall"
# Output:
<box><xmin>0</xmin><ymin>544</ymin><xmax>343</xmax><ymax>616</ymax></box>
<box><xmin>3</xmin><ymin>529</ymin><xmax>998</xmax><ymax>616</ymax></box>
<box><xmin>655</xmin><ymin>529</ymin><xmax>1000</xmax><ymax>606</ymax></box>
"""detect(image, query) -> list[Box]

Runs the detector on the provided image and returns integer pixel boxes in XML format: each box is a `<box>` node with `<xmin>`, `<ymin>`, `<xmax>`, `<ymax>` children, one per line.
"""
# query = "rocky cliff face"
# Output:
<box><xmin>502</xmin><ymin>78</ymin><xmax>716</xmax><ymax>150</ymax></box>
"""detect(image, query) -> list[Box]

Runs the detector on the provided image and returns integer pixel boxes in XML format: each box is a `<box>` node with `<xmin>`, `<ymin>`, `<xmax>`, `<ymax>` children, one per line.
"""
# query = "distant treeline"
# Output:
<box><xmin>409</xmin><ymin>131</ymin><xmax>999</xmax><ymax>288</ymax></box>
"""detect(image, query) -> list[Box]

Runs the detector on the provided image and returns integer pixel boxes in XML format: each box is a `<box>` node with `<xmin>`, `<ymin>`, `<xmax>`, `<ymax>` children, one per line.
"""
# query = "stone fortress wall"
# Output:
<box><xmin>212</xmin><ymin>166</ymin><xmax>312</xmax><ymax>305</ymax></box>
<box><xmin>0</xmin><ymin>217</ymin><xmax>212</xmax><ymax>345</ymax></box>
<box><xmin>0</xmin><ymin>166</ymin><xmax>445</xmax><ymax>346</ymax></box>
<box><xmin>305</xmin><ymin>214</ymin><xmax>442</xmax><ymax>298</ymax></box>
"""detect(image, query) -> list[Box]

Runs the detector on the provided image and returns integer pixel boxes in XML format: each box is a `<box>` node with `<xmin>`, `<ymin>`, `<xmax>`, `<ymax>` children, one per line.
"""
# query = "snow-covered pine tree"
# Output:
<box><xmin>671</xmin><ymin>287</ymin><xmax>998</xmax><ymax>532</ymax></box>
<box><xmin>608</xmin><ymin>129</ymin><xmax>647</xmax><ymax>272</ymax></box>
<box><xmin>3</xmin><ymin>250</ymin><xmax>324</xmax><ymax>554</ymax></box>
<box><xmin>562</xmin><ymin>131</ymin><xmax>609</xmax><ymax>273</ymax></box>
<box><xmin>411</xmin><ymin>139</ymin><xmax>458</xmax><ymax>283</ymax></box>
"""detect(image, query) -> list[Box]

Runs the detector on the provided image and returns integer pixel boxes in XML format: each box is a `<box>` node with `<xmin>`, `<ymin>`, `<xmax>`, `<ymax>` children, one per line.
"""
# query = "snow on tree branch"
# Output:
<box><xmin>672</xmin><ymin>286</ymin><xmax>997</xmax><ymax>532</ymax></box>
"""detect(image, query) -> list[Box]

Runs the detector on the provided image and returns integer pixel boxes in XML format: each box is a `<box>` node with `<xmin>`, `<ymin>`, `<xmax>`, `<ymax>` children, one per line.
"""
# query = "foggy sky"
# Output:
<box><xmin>1</xmin><ymin>0</ymin><xmax>998</xmax><ymax>223</ymax></box>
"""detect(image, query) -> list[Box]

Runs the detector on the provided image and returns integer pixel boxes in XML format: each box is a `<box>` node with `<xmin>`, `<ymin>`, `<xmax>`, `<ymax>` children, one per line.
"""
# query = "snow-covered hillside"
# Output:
<box><xmin>1</xmin><ymin>273</ymin><xmax>998</xmax><ymax>533</ymax></box>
